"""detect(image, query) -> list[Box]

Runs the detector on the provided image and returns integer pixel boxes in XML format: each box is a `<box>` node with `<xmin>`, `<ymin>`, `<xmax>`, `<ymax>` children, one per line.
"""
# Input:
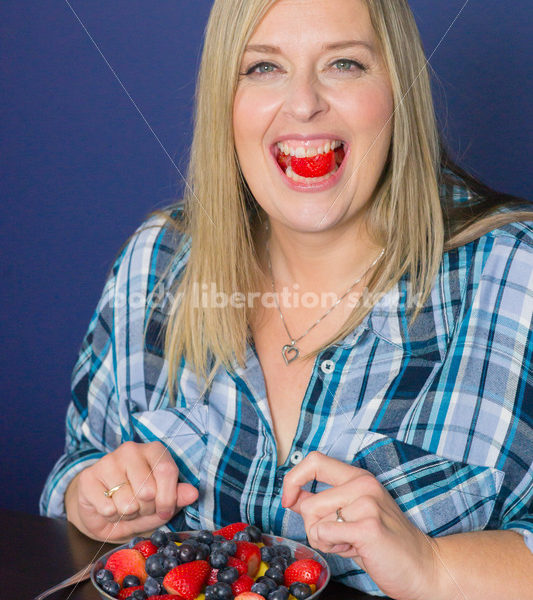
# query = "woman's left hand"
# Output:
<box><xmin>281</xmin><ymin>451</ymin><xmax>442</xmax><ymax>600</ymax></box>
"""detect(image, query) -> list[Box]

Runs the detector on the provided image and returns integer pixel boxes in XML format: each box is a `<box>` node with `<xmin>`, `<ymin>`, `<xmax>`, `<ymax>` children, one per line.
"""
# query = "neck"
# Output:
<box><xmin>262</xmin><ymin>217</ymin><xmax>382</xmax><ymax>295</ymax></box>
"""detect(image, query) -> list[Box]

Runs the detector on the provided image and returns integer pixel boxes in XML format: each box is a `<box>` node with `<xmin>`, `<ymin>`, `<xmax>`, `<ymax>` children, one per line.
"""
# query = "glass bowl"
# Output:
<box><xmin>91</xmin><ymin>530</ymin><xmax>331</xmax><ymax>599</ymax></box>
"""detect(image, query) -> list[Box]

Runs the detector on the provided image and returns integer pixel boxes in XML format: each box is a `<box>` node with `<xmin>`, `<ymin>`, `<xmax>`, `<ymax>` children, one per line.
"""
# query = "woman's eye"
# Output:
<box><xmin>332</xmin><ymin>59</ymin><xmax>366</xmax><ymax>73</ymax></box>
<box><xmin>244</xmin><ymin>62</ymin><xmax>278</xmax><ymax>76</ymax></box>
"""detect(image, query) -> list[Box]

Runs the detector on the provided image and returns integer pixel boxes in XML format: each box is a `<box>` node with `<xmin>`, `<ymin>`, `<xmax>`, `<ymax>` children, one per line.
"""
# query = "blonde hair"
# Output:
<box><xmin>162</xmin><ymin>0</ymin><xmax>532</xmax><ymax>393</ymax></box>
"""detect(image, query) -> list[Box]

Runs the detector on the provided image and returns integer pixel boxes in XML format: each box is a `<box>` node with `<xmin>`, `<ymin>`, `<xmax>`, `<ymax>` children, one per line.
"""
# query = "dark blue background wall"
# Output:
<box><xmin>1</xmin><ymin>1</ymin><xmax>531</xmax><ymax>514</ymax></box>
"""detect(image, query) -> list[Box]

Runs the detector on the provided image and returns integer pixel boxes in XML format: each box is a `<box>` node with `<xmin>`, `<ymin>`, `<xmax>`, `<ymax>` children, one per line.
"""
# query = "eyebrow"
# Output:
<box><xmin>244</xmin><ymin>40</ymin><xmax>376</xmax><ymax>55</ymax></box>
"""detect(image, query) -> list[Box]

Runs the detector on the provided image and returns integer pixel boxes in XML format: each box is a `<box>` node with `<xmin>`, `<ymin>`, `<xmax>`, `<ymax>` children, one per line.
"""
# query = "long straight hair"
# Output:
<box><xmin>161</xmin><ymin>0</ymin><xmax>532</xmax><ymax>394</ymax></box>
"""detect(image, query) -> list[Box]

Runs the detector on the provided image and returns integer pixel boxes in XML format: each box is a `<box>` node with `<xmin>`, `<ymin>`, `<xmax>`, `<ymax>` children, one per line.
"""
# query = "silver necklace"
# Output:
<box><xmin>265</xmin><ymin>227</ymin><xmax>384</xmax><ymax>365</ymax></box>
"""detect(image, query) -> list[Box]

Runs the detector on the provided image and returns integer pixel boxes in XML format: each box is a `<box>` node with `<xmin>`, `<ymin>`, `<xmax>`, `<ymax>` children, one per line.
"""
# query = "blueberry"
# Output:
<box><xmin>220</xmin><ymin>540</ymin><xmax>237</xmax><ymax>556</ymax></box>
<box><xmin>178</xmin><ymin>543</ymin><xmax>197</xmax><ymax>563</ymax></box>
<box><xmin>145</xmin><ymin>553</ymin><xmax>166</xmax><ymax>577</ymax></box>
<box><xmin>164</xmin><ymin>555</ymin><xmax>179</xmax><ymax>570</ymax></box>
<box><xmin>101</xmin><ymin>579</ymin><xmax>120</xmax><ymax>596</ymax></box>
<box><xmin>245</xmin><ymin>525</ymin><xmax>262</xmax><ymax>543</ymax></box>
<box><xmin>162</xmin><ymin>543</ymin><xmax>180</xmax><ymax>559</ymax></box>
<box><xmin>182</xmin><ymin>538</ymin><xmax>200</xmax><ymax>549</ymax></box>
<box><xmin>265</xmin><ymin>566</ymin><xmax>284</xmax><ymax>585</ymax></box>
<box><xmin>195</xmin><ymin>529</ymin><xmax>215</xmax><ymax>545</ymax></box>
<box><xmin>210</xmin><ymin>541</ymin><xmax>224</xmax><ymax>553</ymax></box>
<box><xmin>269</xmin><ymin>556</ymin><xmax>288</xmax><ymax>571</ymax></box>
<box><xmin>95</xmin><ymin>568</ymin><xmax>113</xmax><ymax>584</ymax></box>
<box><xmin>213</xmin><ymin>534</ymin><xmax>226</xmax><ymax>542</ymax></box>
<box><xmin>217</xmin><ymin>566</ymin><xmax>239</xmax><ymax>584</ymax></box>
<box><xmin>211</xmin><ymin>581</ymin><xmax>234</xmax><ymax>599</ymax></box>
<box><xmin>255</xmin><ymin>576</ymin><xmax>278</xmax><ymax>591</ymax></box>
<box><xmin>251</xmin><ymin>581</ymin><xmax>271</xmax><ymax>596</ymax></box>
<box><xmin>195</xmin><ymin>542</ymin><xmax>211</xmax><ymax>560</ymax></box>
<box><xmin>275</xmin><ymin>544</ymin><xmax>292</xmax><ymax>560</ymax></box>
<box><xmin>233</xmin><ymin>530</ymin><xmax>252</xmax><ymax>541</ymax></box>
<box><xmin>204</xmin><ymin>585</ymin><xmax>216</xmax><ymax>599</ymax></box>
<box><xmin>289</xmin><ymin>582</ymin><xmax>313</xmax><ymax>599</ymax></box>
<box><xmin>143</xmin><ymin>576</ymin><xmax>162</xmax><ymax>596</ymax></box>
<box><xmin>129</xmin><ymin>590</ymin><xmax>148</xmax><ymax>600</ymax></box>
<box><xmin>261</xmin><ymin>545</ymin><xmax>275</xmax><ymax>562</ymax></box>
<box><xmin>123</xmin><ymin>574</ymin><xmax>141</xmax><ymax>587</ymax></box>
<box><xmin>209</xmin><ymin>550</ymin><xmax>229</xmax><ymax>569</ymax></box>
<box><xmin>150</xmin><ymin>529</ymin><xmax>168</xmax><ymax>547</ymax></box>
<box><xmin>268</xmin><ymin>586</ymin><xmax>289</xmax><ymax>600</ymax></box>
<box><xmin>128</xmin><ymin>536</ymin><xmax>144</xmax><ymax>548</ymax></box>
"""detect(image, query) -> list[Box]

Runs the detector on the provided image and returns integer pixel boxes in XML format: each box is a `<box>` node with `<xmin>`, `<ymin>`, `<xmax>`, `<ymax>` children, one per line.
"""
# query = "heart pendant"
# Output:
<box><xmin>282</xmin><ymin>344</ymin><xmax>299</xmax><ymax>365</ymax></box>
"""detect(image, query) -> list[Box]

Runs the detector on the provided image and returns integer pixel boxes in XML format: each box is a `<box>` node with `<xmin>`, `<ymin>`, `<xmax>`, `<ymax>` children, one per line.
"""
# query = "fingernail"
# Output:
<box><xmin>158</xmin><ymin>510</ymin><xmax>172</xmax><ymax>520</ymax></box>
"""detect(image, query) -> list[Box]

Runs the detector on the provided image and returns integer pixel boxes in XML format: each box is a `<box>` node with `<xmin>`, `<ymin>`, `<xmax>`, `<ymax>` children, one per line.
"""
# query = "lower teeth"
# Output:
<box><xmin>285</xmin><ymin>165</ymin><xmax>338</xmax><ymax>183</ymax></box>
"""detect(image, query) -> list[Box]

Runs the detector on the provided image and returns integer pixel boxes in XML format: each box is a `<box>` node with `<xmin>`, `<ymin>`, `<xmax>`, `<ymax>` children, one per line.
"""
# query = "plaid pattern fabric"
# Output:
<box><xmin>41</xmin><ymin>179</ymin><xmax>533</xmax><ymax>596</ymax></box>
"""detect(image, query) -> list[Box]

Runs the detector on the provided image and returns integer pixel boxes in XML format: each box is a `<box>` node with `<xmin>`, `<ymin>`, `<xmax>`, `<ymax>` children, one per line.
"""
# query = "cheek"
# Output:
<box><xmin>337</xmin><ymin>83</ymin><xmax>394</xmax><ymax>138</ymax></box>
<box><xmin>233</xmin><ymin>88</ymin><xmax>282</xmax><ymax>153</ymax></box>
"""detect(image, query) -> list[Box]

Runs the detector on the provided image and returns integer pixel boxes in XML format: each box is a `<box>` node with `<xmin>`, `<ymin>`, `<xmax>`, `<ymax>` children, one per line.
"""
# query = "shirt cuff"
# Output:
<box><xmin>40</xmin><ymin>450</ymin><xmax>105</xmax><ymax>518</ymax></box>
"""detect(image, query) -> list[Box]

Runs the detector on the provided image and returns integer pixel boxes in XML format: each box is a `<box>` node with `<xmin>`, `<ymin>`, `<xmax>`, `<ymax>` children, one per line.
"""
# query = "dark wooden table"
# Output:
<box><xmin>1</xmin><ymin>508</ymin><xmax>382</xmax><ymax>599</ymax></box>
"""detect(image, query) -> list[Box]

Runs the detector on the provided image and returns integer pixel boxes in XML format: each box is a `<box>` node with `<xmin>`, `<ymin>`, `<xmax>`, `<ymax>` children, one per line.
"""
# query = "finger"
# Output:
<box><xmin>144</xmin><ymin>442</ymin><xmax>181</xmax><ymax>520</ymax></box>
<box><xmin>77</xmin><ymin>468</ymin><xmax>120</xmax><ymax>521</ymax></box>
<box><xmin>124</xmin><ymin>449</ymin><xmax>158</xmax><ymax>517</ymax></box>
<box><xmin>176</xmin><ymin>482</ymin><xmax>199</xmax><ymax>509</ymax></box>
<box><xmin>282</xmin><ymin>451</ymin><xmax>368</xmax><ymax>508</ymax></box>
<box><xmin>107</xmin><ymin>482</ymin><xmax>141</xmax><ymax>519</ymax></box>
<box><xmin>311</xmin><ymin>517</ymin><xmax>383</xmax><ymax>556</ymax></box>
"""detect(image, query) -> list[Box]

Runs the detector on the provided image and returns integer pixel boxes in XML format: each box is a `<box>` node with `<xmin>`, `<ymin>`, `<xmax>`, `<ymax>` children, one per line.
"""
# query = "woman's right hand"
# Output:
<box><xmin>65</xmin><ymin>441</ymin><xmax>199</xmax><ymax>542</ymax></box>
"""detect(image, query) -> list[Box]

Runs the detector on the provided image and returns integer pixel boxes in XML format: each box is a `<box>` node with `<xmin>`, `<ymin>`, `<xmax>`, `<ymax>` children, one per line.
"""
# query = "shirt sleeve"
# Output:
<box><xmin>39</xmin><ymin>213</ymin><xmax>192</xmax><ymax>518</ymax></box>
<box><xmin>443</xmin><ymin>224</ymin><xmax>533</xmax><ymax>554</ymax></box>
<box><xmin>39</xmin><ymin>250</ymin><xmax>123</xmax><ymax>517</ymax></box>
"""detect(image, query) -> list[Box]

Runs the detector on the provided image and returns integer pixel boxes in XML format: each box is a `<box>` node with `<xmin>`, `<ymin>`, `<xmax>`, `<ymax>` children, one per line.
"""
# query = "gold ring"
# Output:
<box><xmin>336</xmin><ymin>507</ymin><xmax>345</xmax><ymax>522</ymax></box>
<box><xmin>103</xmin><ymin>482</ymin><xmax>127</xmax><ymax>498</ymax></box>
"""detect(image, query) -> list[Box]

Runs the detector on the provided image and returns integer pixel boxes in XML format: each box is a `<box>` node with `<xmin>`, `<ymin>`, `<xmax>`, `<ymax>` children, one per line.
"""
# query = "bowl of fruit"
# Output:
<box><xmin>91</xmin><ymin>522</ymin><xmax>331</xmax><ymax>600</ymax></box>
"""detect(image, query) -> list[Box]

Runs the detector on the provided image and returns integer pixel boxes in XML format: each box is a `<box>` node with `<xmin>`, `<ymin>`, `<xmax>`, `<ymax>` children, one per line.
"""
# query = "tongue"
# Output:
<box><xmin>290</xmin><ymin>150</ymin><xmax>336</xmax><ymax>178</ymax></box>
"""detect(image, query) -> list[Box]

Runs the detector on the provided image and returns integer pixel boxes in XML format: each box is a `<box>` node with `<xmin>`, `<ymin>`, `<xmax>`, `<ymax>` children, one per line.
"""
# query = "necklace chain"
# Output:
<box><xmin>264</xmin><ymin>223</ymin><xmax>384</xmax><ymax>364</ymax></box>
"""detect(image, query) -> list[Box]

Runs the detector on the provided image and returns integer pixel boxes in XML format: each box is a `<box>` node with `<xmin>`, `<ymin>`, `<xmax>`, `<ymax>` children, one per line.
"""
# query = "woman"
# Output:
<box><xmin>41</xmin><ymin>0</ymin><xmax>533</xmax><ymax>598</ymax></box>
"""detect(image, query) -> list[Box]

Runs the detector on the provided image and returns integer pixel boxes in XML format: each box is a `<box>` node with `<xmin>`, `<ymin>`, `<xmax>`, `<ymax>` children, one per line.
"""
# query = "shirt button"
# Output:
<box><xmin>320</xmin><ymin>359</ymin><xmax>335</xmax><ymax>374</ymax></box>
<box><xmin>290</xmin><ymin>451</ymin><xmax>303</xmax><ymax>465</ymax></box>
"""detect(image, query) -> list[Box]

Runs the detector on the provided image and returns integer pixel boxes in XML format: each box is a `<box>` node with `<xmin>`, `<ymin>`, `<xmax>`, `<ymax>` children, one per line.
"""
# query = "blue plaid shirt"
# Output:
<box><xmin>41</xmin><ymin>179</ymin><xmax>533</xmax><ymax>595</ymax></box>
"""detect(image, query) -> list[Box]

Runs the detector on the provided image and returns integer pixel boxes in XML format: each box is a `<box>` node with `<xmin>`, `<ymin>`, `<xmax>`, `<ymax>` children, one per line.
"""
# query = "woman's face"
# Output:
<box><xmin>233</xmin><ymin>0</ymin><xmax>394</xmax><ymax>234</ymax></box>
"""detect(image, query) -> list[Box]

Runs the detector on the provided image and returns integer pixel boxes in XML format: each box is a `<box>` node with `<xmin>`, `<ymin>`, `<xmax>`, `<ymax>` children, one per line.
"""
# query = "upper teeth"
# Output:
<box><xmin>277</xmin><ymin>140</ymin><xmax>342</xmax><ymax>157</ymax></box>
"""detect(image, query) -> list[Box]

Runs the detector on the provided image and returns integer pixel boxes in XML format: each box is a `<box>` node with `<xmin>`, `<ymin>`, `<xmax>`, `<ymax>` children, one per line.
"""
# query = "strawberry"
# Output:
<box><xmin>232</xmin><ymin>574</ymin><xmax>254</xmax><ymax>596</ymax></box>
<box><xmin>227</xmin><ymin>556</ymin><xmax>248</xmax><ymax>576</ymax></box>
<box><xmin>284</xmin><ymin>558</ymin><xmax>322</xmax><ymax>588</ymax></box>
<box><xmin>234</xmin><ymin>541</ymin><xmax>261</xmax><ymax>578</ymax></box>
<box><xmin>234</xmin><ymin>593</ymin><xmax>265</xmax><ymax>600</ymax></box>
<box><xmin>162</xmin><ymin>560</ymin><xmax>210</xmax><ymax>600</ymax></box>
<box><xmin>291</xmin><ymin>150</ymin><xmax>335</xmax><ymax>178</ymax></box>
<box><xmin>118</xmin><ymin>585</ymin><xmax>144</xmax><ymax>600</ymax></box>
<box><xmin>134</xmin><ymin>539</ymin><xmax>158</xmax><ymax>558</ymax></box>
<box><xmin>207</xmin><ymin>567</ymin><xmax>219</xmax><ymax>585</ymax></box>
<box><xmin>105</xmin><ymin>548</ymin><xmax>147</xmax><ymax>586</ymax></box>
<box><xmin>213</xmin><ymin>522</ymin><xmax>249</xmax><ymax>540</ymax></box>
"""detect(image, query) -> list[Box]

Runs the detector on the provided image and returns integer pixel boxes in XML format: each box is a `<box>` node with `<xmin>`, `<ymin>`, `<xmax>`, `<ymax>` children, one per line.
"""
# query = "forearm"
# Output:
<box><xmin>432</xmin><ymin>529</ymin><xmax>533</xmax><ymax>600</ymax></box>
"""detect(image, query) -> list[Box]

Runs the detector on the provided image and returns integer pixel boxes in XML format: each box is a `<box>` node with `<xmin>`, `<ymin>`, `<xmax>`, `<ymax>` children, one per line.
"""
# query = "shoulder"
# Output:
<box><xmin>111</xmin><ymin>204</ymin><xmax>191</xmax><ymax>292</ymax></box>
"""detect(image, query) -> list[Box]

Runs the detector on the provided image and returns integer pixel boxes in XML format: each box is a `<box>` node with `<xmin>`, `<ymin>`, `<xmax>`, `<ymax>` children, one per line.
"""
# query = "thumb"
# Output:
<box><xmin>176</xmin><ymin>482</ymin><xmax>199</xmax><ymax>508</ymax></box>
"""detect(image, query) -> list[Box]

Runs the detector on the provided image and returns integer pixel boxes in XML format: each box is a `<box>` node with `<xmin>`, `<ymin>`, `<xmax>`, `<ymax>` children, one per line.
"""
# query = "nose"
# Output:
<box><xmin>282</xmin><ymin>70</ymin><xmax>329</xmax><ymax>122</ymax></box>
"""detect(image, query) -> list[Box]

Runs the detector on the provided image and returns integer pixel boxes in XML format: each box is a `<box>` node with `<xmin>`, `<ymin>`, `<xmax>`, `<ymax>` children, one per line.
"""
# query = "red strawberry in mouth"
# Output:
<box><xmin>276</xmin><ymin>144</ymin><xmax>345</xmax><ymax>179</ymax></box>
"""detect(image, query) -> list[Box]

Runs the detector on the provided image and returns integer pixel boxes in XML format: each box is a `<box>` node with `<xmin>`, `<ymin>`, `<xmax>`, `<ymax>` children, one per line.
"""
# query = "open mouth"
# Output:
<box><xmin>274</xmin><ymin>139</ymin><xmax>346</xmax><ymax>184</ymax></box>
